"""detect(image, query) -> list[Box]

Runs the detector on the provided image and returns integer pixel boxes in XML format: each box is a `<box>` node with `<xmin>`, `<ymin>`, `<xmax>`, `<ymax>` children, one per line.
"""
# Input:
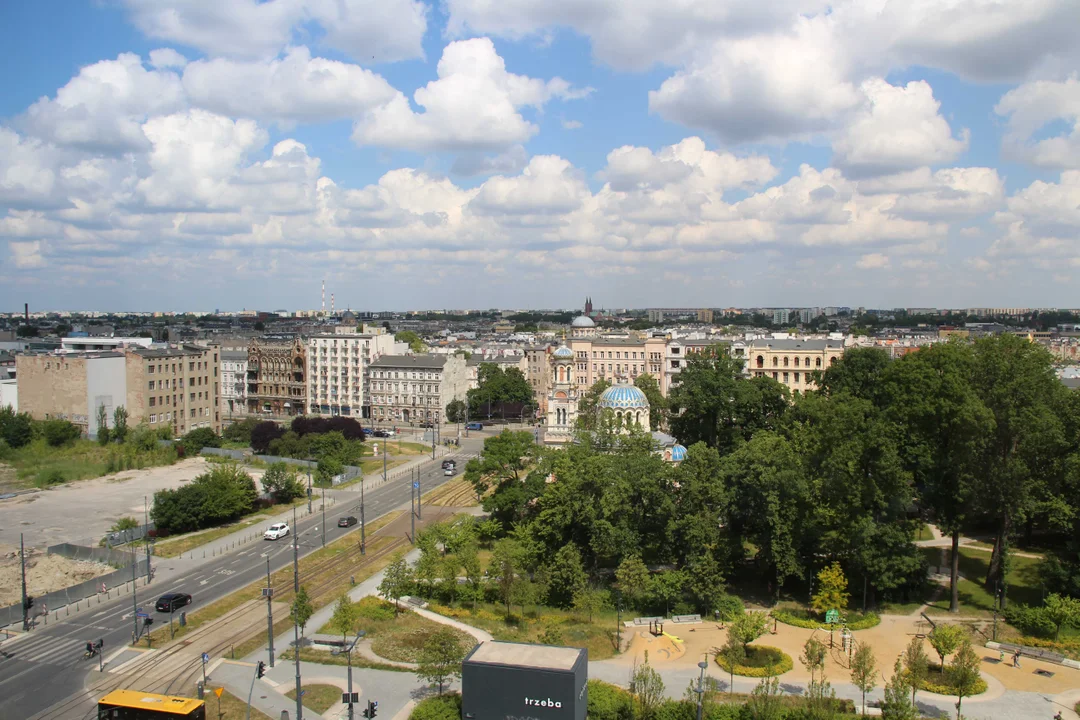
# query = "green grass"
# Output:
<box><xmin>318</xmin><ymin>597</ymin><xmax>475</xmax><ymax>663</ymax></box>
<box><xmin>0</xmin><ymin>438</ymin><xmax>178</xmax><ymax>488</ymax></box>
<box><xmin>153</xmin><ymin>497</ymin><xmax>310</xmax><ymax>557</ymax></box>
<box><xmin>281</xmin><ymin>646</ymin><xmax>410</xmax><ymax>672</ymax></box>
<box><xmin>203</xmin><ymin>685</ymin><xmax>274</xmax><ymax>720</ymax></box>
<box><xmin>285</xmin><ymin>684</ymin><xmax>341</xmax><ymax>714</ymax></box>
<box><xmin>921</xmin><ymin>546</ymin><xmax>1045</xmax><ymax>617</ymax></box>
<box><xmin>357</xmin><ymin>457</ymin><xmax>407</xmax><ymax>476</ymax></box>
<box><xmin>915</xmin><ymin>523</ymin><xmax>934</xmax><ymax>542</ymax></box>
<box><xmin>426</xmin><ymin>601</ymin><xmax>622</xmax><ymax>660</ymax></box>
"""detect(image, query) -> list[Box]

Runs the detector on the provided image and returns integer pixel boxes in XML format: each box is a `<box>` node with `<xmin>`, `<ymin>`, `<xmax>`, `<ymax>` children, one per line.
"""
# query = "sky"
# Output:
<box><xmin>1</xmin><ymin>1</ymin><xmax>1079</xmax><ymax>313</ymax></box>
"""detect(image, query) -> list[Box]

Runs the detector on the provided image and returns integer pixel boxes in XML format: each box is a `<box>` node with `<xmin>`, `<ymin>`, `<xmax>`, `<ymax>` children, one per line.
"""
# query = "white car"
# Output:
<box><xmin>264</xmin><ymin>523</ymin><xmax>290</xmax><ymax>540</ymax></box>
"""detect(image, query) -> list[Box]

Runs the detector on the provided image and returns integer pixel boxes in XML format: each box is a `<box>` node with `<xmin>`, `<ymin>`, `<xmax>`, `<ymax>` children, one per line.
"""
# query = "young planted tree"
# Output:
<box><xmin>811</xmin><ymin>562</ymin><xmax>850</xmax><ymax>616</ymax></box>
<box><xmin>629</xmin><ymin>651</ymin><xmax>665</xmax><ymax>720</ymax></box>
<box><xmin>1043</xmin><ymin>593</ymin><xmax>1080</xmax><ymax>641</ymax></box>
<box><xmin>378</xmin><ymin>552</ymin><xmax>414</xmax><ymax>617</ymax></box>
<box><xmin>728</xmin><ymin>612</ymin><xmax>769</xmax><ymax>653</ymax></box>
<box><xmin>96</xmin><ymin>404</ymin><xmax>110</xmax><ymax>445</ymax></box>
<box><xmin>800</xmin><ymin>637</ymin><xmax>827</xmax><ymax>685</ymax></box>
<box><xmin>491</xmin><ymin>538</ymin><xmax>524</xmax><ymax>619</ymax></box>
<box><xmin>615</xmin><ymin>554</ymin><xmax>650</xmax><ymax>609</ymax></box>
<box><xmin>290</xmin><ymin>586</ymin><xmax>314</xmax><ymax>637</ymax></box>
<box><xmin>715</xmin><ymin>636</ymin><xmax>743</xmax><ymax>695</ymax></box>
<box><xmin>112</xmin><ymin>406</ymin><xmax>128</xmax><ymax>443</ymax></box>
<box><xmin>572</xmin><ymin>587</ymin><xmax>606</xmax><ymax>623</ymax></box>
<box><xmin>902</xmin><ymin>637</ymin><xmax>929</xmax><ymax>705</ymax></box>
<box><xmin>329</xmin><ymin>594</ymin><xmax>360</xmax><ymax>645</ymax></box>
<box><xmin>416</xmin><ymin>627</ymin><xmax>467</xmax><ymax>695</ymax></box>
<box><xmin>746</xmin><ymin>675</ymin><xmax>784</xmax><ymax>720</ymax></box>
<box><xmin>928</xmin><ymin>624</ymin><xmax>965</xmax><ymax>674</ymax></box>
<box><xmin>950</xmin><ymin>640</ymin><xmax>982</xmax><ymax>720</ymax></box>
<box><xmin>881</xmin><ymin>658</ymin><xmax>918</xmax><ymax>720</ymax></box>
<box><xmin>849</xmin><ymin>642</ymin><xmax>877</xmax><ymax>717</ymax></box>
<box><xmin>260</xmin><ymin>462</ymin><xmax>305</xmax><ymax>503</ymax></box>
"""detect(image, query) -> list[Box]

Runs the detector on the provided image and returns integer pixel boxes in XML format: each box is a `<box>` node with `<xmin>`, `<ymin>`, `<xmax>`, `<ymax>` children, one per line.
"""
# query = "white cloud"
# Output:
<box><xmin>833</xmin><ymin>79</ymin><xmax>968</xmax><ymax>176</ymax></box>
<box><xmin>149</xmin><ymin>48</ymin><xmax>188</xmax><ymax>69</ymax></box>
<box><xmin>995</xmin><ymin>75</ymin><xmax>1080</xmax><ymax>169</ymax></box>
<box><xmin>859</xmin><ymin>167</ymin><xmax>1004</xmax><ymax>220</ymax></box>
<box><xmin>9</xmin><ymin>240</ymin><xmax>47</xmax><ymax>269</ymax></box>
<box><xmin>22</xmin><ymin>53</ymin><xmax>186</xmax><ymax>153</ymax></box>
<box><xmin>562</xmin><ymin>120</ymin><xmax>583</xmax><ymax>130</ymax></box>
<box><xmin>182</xmin><ymin>47</ymin><xmax>398</xmax><ymax>125</ymax></box>
<box><xmin>856</xmin><ymin>252</ymin><xmax>889</xmax><ymax>269</ymax></box>
<box><xmin>0</xmin><ymin>129</ymin><xmax>60</xmax><ymax>207</ymax></box>
<box><xmin>470</xmin><ymin>156</ymin><xmax>590</xmax><ymax>222</ymax></box>
<box><xmin>600</xmin><ymin>137</ymin><xmax>776</xmax><ymax>192</ymax></box>
<box><xmin>351</xmin><ymin>38</ymin><xmax>591</xmax><ymax>152</ymax></box>
<box><xmin>123</xmin><ymin>0</ymin><xmax>427</xmax><ymax>63</ymax></box>
<box><xmin>451</xmin><ymin>146</ymin><xmax>529</xmax><ymax>177</ymax></box>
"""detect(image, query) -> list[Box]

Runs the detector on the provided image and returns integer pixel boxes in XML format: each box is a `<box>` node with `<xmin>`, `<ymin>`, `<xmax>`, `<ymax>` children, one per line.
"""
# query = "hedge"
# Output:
<box><xmin>771</xmin><ymin>608</ymin><xmax>880</xmax><ymax>631</ymax></box>
<box><xmin>409</xmin><ymin>693</ymin><xmax>461</xmax><ymax>720</ymax></box>
<box><xmin>920</xmin><ymin>664</ymin><xmax>988</xmax><ymax>697</ymax></box>
<box><xmin>714</xmin><ymin>645</ymin><xmax>793</xmax><ymax>677</ymax></box>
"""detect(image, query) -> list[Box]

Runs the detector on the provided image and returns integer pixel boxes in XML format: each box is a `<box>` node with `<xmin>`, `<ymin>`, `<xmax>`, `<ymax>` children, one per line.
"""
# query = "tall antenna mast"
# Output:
<box><xmin>331</xmin><ymin>293</ymin><xmax>335</xmax><ymax>317</ymax></box>
<box><xmin>321</xmin><ymin>280</ymin><xmax>326</xmax><ymax>316</ymax></box>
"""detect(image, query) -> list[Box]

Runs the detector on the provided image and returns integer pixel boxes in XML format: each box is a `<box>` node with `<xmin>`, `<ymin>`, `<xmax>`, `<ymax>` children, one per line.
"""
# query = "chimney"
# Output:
<box><xmin>24</xmin><ymin>303</ymin><xmax>29</xmax><ymax>323</ymax></box>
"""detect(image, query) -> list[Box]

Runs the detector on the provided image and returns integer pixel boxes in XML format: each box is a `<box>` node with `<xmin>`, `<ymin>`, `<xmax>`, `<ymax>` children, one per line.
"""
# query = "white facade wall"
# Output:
<box><xmin>220</xmin><ymin>355</ymin><xmax>248</xmax><ymax>418</ymax></box>
<box><xmin>307</xmin><ymin>331</ymin><xmax>402</xmax><ymax>418</ymax></box>
<box><xmin>85</xmin><ymin>355</ymin><xmax>127</xmax><ymax>438</ymax></box>
<box><xmin>0</xmin><ymin>379</ymin><xmax>16</xmax><ymax>411</ymax></box>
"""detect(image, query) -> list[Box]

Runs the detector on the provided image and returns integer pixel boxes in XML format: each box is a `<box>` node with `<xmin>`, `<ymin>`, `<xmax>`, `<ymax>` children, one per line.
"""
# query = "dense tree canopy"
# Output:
<box><xmin>466</xmin><ymin>364</ymin><xmax>534</xmax><ymax>417</ymax></box>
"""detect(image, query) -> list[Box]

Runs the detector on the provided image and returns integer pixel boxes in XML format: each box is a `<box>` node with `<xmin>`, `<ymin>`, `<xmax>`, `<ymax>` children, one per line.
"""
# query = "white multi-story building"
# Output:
<box><xmin>220</xmin><ymin>350</ymin><xmax>247</xmax><ymax>420</ymax></box>
<box><xmin>306</xmin><ymin>329</ymin><xmax>400</xmax><ymax>418</ymax></box>
<box><xmin>368</xmin><ymin>354</ymin><xmax>470</xmax><ymax>425</ymax></box>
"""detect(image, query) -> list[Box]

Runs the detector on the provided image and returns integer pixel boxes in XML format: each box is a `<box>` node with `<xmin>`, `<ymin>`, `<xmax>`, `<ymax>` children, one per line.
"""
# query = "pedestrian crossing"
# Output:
<box><xmin>0</xmin><ymin>632</ymin><xmax>90</xmax><ymax>668</ymax></box>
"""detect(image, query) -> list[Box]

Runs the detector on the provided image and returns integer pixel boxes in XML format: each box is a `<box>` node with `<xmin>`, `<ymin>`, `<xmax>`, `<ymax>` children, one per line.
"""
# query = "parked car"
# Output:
<box><xmin>418</xmin><ymin>421</ymin><xmax>433</xmax><ymax>428</ymax></box>
<box><xmin>264</xmin><ymin>522</ymin><xmax>290</xmax><ymax>540</ymax></box>
<box><xmin>155</xmin><ymin>592</ymin><xmax>192</xmax><ymax>613</ymax></box>
<box><xmin>466</xmin><ymin>422</ymin><xmax>483</xmax><ymax>431</ymax></box>
<box><xmin>337</xmin><ymin>516</ymin><xmax>358</xmax><ymax>528</ymax></box>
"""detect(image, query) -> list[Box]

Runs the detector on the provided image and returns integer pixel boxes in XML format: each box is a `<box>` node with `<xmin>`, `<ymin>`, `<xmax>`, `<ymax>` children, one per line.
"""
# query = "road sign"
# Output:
<box><xmin>136</xmin><ymin>611</ymin><xmax>149</xmax><ymax>619</ymax></box>
<box><xmin>413</xmin><ymin>481</ymin><xmax>419</xmax><ymax>489</ymax></box>
<box><xmin>262</xmin><ymin>587</ymin><xmax>274</xmax><ymax>598</ymax></box>
<box><xmin>214</xmin><ymin>687</ymin><xmax>223</xmax><ymax>698</ymax></box>
<box><xmin>825</xmin><ymin>609</ymin><xmax>840</xmax><ymax>624</ymax></box>
<box><xmin>202</xmin><ymin>653</ymin><xmax>210</xmax><ymax>663</ymax></box>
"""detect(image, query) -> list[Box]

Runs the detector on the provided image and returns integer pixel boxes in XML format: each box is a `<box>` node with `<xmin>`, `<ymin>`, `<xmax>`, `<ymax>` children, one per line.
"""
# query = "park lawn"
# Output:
<box><xmin>285</xmin><ymin>684</ymin><xmax>341</xmax><ymax>714</ymax></box>
<box><xmin>153</xmin><ymin>497</ymin><xmax>310</xmax><ymax>558</ymax></box>
<box><xmin>202</xmin><ymin>685</ymin><xmax>274</xmax><ymax>720</ymax></box>
<box><xmin>426</xmin><ymin>601</ymin><xmax>621</xmax><ymax>660</ymax></box>
<box><xmin>914</xmin><ymin>523</ymin><xmax>934</xmax><ymax>542</ymax></box>
<box><xmin>358</xmin><ymin>458</ymin><xmax>407</xmax><ymax>477</ymax></box>
<box><xmin>1</xmin><ymin>438</ymin><xmax>177</xmax><ymax>488</ymax></box>
<box><xmin>281</xmin><ymin>646</ymin><xmax>409</xmax><ymax>672</ymax></box>
<box><xmin>318</xmin><ymin>597</ymin><xmax>475</xmax><ymax>663</ymax></box>
<box><xmin>922</xmin><ymin>546</ymin><xmax>1045</xmax><ymax>617</ymax></box>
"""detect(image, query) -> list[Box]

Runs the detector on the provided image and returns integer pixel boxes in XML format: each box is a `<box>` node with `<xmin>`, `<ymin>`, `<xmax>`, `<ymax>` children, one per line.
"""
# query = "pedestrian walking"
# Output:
<box><xmin>1014</xmin><ymin>650</ymin><xmax>1022</xmax><ymax>668</ymax></box>
<box><xmin>999</xmin><ymin>649</ymin><xmax>1005</xmax><ymax>664</ymax></box>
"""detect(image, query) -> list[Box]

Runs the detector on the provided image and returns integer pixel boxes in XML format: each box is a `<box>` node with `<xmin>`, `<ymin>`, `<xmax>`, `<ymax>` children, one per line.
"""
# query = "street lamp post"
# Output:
<box><xmin>695</xmin><ymin>660</ymin><xmax>708</xmax><ymax>720</ymax></box>
<box><xmin>332</xmin><ymin>632</ymin><xmax>366</xmax><ymax>720</ymax></box>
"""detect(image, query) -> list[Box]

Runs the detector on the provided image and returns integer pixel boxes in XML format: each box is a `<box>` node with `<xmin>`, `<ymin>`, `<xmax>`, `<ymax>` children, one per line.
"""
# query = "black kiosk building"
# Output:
<box><xmin>461</xmin><ymin>641</ymin><xmax>588</xmax><ymax>720</ymax></box>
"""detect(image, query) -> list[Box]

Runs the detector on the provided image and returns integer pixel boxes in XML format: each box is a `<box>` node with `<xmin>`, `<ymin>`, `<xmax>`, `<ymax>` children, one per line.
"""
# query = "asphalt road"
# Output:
<box><xmin>0</xmin><ymin>446</ymin><xmax>478</xmax><ymax>720</ymax></box>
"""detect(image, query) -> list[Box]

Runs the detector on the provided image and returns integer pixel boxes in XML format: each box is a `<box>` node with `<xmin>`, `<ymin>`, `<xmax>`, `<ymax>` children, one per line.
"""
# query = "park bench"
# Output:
<box><xmin>988</xmin><ymin>641</ymin><xmax>1076</xmax><ymax>668</ymax></box>
<box><xmin>633</xmin><ymin>616</ymin><xmax>665</xmax><ymax>626</ymax></box>
<box><xmin>311</xmin><ymin>634</ymin><xmax>347</xmax><ymax>648</ymax></box>
<box><xmin>406</xmin><ymin>596</ymin><xmax>427</xmax><ymax>609</ymax></box>
<box><xmin>671</xmin><ymin>614</ymin><xmax>702</xmax><ymax>624</ymax></box>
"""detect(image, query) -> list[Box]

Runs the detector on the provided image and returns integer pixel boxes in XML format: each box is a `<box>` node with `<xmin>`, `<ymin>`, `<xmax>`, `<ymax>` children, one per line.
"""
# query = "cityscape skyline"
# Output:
<box><xmin>2</xmin><ymin>1</ymin><xmax>1080</xmax><ymax>310</ymax></box>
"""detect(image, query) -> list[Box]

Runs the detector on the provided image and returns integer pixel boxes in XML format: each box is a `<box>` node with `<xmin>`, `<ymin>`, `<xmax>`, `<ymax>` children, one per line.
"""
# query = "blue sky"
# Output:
<box><xmin>1</xmin><ymin>0</ymin><xmax>1079</xmax><ymax>312</ymax></box>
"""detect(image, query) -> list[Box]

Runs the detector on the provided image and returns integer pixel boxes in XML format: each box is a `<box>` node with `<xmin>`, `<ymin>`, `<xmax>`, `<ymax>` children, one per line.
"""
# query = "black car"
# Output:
<box><xmin>371</xmin><ymin>430</ymin><xmax>389</xmax><ymax>438</ymax></box>
<box><xmin>338</xmin><ymin>516</ymin><xmax>358</xmax><ymax>527</ymax></box>
<box><xmin>155</xmin><ymin>592</ymin><xmax>192</xmax><ymax>613</ymax></box>
<box><xmin>441</xmin><ymin>459</ymin><xmax>457</xmax><ymax>470</ymax></box>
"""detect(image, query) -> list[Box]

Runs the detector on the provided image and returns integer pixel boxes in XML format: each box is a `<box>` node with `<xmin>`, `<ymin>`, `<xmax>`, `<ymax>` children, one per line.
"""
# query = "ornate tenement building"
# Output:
<box><xmin>747</xmin><ymin>338</ymin><xmax>844</xmax><ymax>393</ymax></box>
<box><xmin>246</xmin><ymin>337</ymin><xmax>307</xmax><ymax>416</ymax></box>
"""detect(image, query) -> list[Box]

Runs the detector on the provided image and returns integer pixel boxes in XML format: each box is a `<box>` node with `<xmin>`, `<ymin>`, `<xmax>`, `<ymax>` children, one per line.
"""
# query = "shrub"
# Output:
<box><xmin>181</xmin><ymin>427</ymin><xmax>221</xmax><ymax>452</ymax></box>
<box><xmin>771</xmin><ymin>608</ymin><xmax>880</xmax><ymax>631</ymax></box>
<box><xmin>586</xmin><ymin>680</ymin><xmax>633</xmax><ymax>720</ymax></box>
<box><xmin>36</xmin><ymin>468</ymin><xmax>66</xmax><ymax>486</ymax></box>
<box><xmin>1004</xmin><ymin>604</ymin><xmax>1057</xmax><ymax>638</ymax></box>
<box><xmin>409</xmin><ymin>693</ymin><xmax>461</xmax><ymax>720</ymax></box>
<box><xmin>0</xmin><ymin>407</ymin><xmax>34</xmax><ymax>449</ymax></box>
<box><xmin>223</xmin><ymin>417</ymin><xmax>260</xmax><ymax>445</ymax></box>
<box><xmin>921</xmin><ymin>664</ymin><xmax>988</xmax><ymax>696</ymax></box>
<box><xmin>653</xmin><ymin>700</ymin><xmax>695</xmax><ymax>720</ymax></box>
<box><xmin>714</xmin><ymin>645</ymin><xmax>793</xmax><ymax>677</ymax></box>
<box><xmin>251</xmin><ymin>421</ymin><xmax>285</xmax><ymax>454</ymax></box>
<box><xmin>151</xmin><ymin>463</ymin><xmax>258</xmax><ymax>534</ymax></box>
<box><xmin>357</xmin><ymin>597</ymin><xmax>397</xmax><ymax>621</ymax></box>
<box><xmin>42</xmin><ymin>419</ymin><xmax>81</xmax><ymax>446</ymax></box>
<box><xmin>126</xmin><ymin>423</ymin><xmax>160</xmax><ymax>452</ymax></box>
<box><xmin>714</xmin><ymin>594</ymin><xmax>745</xmax><ymax>622</ymax></box>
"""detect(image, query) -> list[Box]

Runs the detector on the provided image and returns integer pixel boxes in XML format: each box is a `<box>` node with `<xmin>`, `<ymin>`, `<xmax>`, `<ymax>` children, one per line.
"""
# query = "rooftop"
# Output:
<box><xmin>466</xmin><ymin>641</ymin><xmax>583</xmax><ymax>671</ymax></box>
<box><xmin>370</xmin><ymin>354</ymin><xmax>448</xmax><ymax>369</ymax></box>
<box><xmin>748</xmin><ymin>338</ymin><xmax>843</xmax><ymax>351</ymax></box>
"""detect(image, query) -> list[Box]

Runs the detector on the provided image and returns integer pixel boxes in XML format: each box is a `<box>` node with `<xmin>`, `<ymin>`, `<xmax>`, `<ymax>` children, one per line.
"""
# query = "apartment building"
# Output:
<box><xmin>368</xmin><ymin>354</ymin><xmax>469</xmax><ymax>425</ymax></box>
<box><xmin>246</xmin><ymin>337</ymin><xmax>306</xmax><ymax>416</ymax></box>
<box><xmin>747</xmin><ymin>338</ymin><xmax>844</xmax><ymax>393</ymax></box>
<box><xmin>16</xmin><ymin>343</ymin><xmax>220</xmax><ymax>438</ymax></box>
<box><xmin>306</xmin><ymin>329</ymin><xmax>399</xmax><ymax>418</ymax></box>
<box><xmin>568</xmin><ymin>334</ymin><xmax>671</xmax><ymax>393</ymax></box>
<box><xmin>220</xmin><ymin>350</ymin><xmax>247</xmax><ymax>420</ymax></box>
<box><xmin>526</xmin><ymin>346</ymin><xmax>553</xmax><ymax>412</ymax></box>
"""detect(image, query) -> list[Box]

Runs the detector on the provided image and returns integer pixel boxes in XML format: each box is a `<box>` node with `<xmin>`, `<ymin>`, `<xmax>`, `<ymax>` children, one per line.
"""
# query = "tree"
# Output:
<box><xmin>901</xmin><ymin>637</ymin><xmax>929</xmax><ymax>705</ymax></box>
<box><xmin>466</xmin><ymin>364</ymin><xmax>533</xmax><ymax>418</ymax></box>
<box><xmin>648</xmin><ymin>570</ymin><xmax>685</xmax><ymax>617</ymax></box>
<box><xmin>614</xmin><ymin>555</ymin><xmax>649</xmax><ymax>609</ymax></box>
<box><xmin>545</xmin><ymin>543</ymin><xmax>588</xmax><ymax>608</ymax></box>
<box><xmin>633</xmin><ymin>374</ymin><xmax>666</xmax><ymax>430</ymax></box>
<box><xmin>290</xmin><ymin>586</ymin><xmax>314</xmax><ymax>637</ymax></box>
<box><xmin>811</xmin><ymin>562</ymin><xmax>850</xmax><ymax>615</ymax></box>
<box><xmin>16</xmin><ymin>325</ymin><xmax>38</xmax><ymax>338</ymax></box>
<box><xmin>927</xmin><ymin>624</ymin><xmax>964</xmax><ymax>674</ymax></box>
<box><xmin>42</xmin><ymin>419</ymin><xmax>80</xmax><ymax>446</ymax></box>
<box><xmin>950</xmin><ymin>640</ymin><xmax>982</xmax><ymax>720</ymax></box>
<box><xmin>251</xmin><ymin>421</ymin><xmax>285</xmax><ymax>454</ymax></box>
<box><xmin>572</xmin><ymin>587</ymin><xmax>606</xmax><ymax>622</ymax></box>
<box><xmin>260</xmin><ymin>462</ymin><xmax>305</xmax><ymax>504</ymax></box>
<box><xmin>881</xmin><ymin>658</ymin><xmax>918</xmax><ymax>720</ymax></box>
<box><xmin>464</xmin><ymin>431</ymin><xmax>541</xmax><ymax>527</ymax></box>
<box><xmin>746</xmin><ymin>675</ymin><xmax>784</xmax><ymax>720</ymax></box>
<box><xmin>316</xmin><ymin>455</ymin><xmax>344</xmax><ymax>487</ymax></box>
<box><xmin>417</xmin><ymin>627</ymin><xmax>468</xmax><ymax>695</ymax></box>
<box><xmin>630</xmin><ymin>651</ymin><xmax>665</xmax><ymax>720</ymax></box>
<box><xmin>223</xmin><ymin>417</ymin><xmax>260</xmax><ymax>445</ymax></box>
<box><xmin>112</xmin><ymin>406</ymin><xmax>128</xmax><ymax>443</ymax></box>
<box><xmin>800</xmin><ymin>637</ymin><xmax>827</xmax><ymax>685</ymax></box>
<box><xmin>253</xmin><ymin>321</ymin><xmax>265</xmax><ymax>331</ymax></box>
<box><xmin>378</xmin><ymin>552</ymin><xmax>414</xmax><ymax>617</ymax></box>
<box><xmin>816</xmin><ymin>347</ymin><xmax>892</xmax><ymax>403</ymax></box>
<box><xmin>850</xmin><ymin>642</ymin><xmax>877</xmax><ymax>717</ymax></box>
<box><xmin>0</xmin><ymin>407</ymin><xmax>34</xmax><ymax>448</ymax></box>
<box><xmin>96</xmin><ymin>404</ymin><xmax>110</xmax><ymax>445</ymax></box>
<box><xmin>1043</xmin><ymin>593</ymin><xmax>1080</xmax><ymax>641</ymax></box>
<box><xmin>728</xmin><ymin>612</ymin><xmax>769</xmax><ymax>653</ymax></box>
<box><xmin>715</xmin><ymin>635</ymin><xmax>743</xmax><ymax>695</ymax></box>
<box><xmin>329</xmin><ymin>594</ymin><xmax>360</xmax><ymax>645</ymax></box>
<box><xmin>575</xmin><ymin>379</ymin><xmax>611</xmax><ymax>433</ymax></box>
<box><xmin>395</xmin><ymin>330</ymin><xmax>426</xmax><ymax>353</ymax></box>
<box><xmin>491</xmin><ymin>538</ymin><xmax>524</xmax><ymax>619</ymax></box>
<box><xmin>182</xmin><ymin>426</ymin><xmax>221</xmax><ymax>451</ymax></box>
<box><xmin>110</xmin><ymin>517</ymin><xmax>139</xmax><ymax>532</ymax></box>
<box><xmin>446</xmin><ymin>399</ymin><xmax>467</xmax><ymax>424</ymax></box>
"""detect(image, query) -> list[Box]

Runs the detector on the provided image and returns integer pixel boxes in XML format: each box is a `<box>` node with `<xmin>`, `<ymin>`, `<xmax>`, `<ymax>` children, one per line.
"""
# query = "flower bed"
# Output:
<box><xmin>771</xmin><ymin>608</ymin><xmax>880</xmax><ymax>631</ymax></box>
<box><xmin>714</xmin><ymin>645</ymin><xmax>793</xmax><ymax>677</ymax></box>
<box><xmin>920</xmin><ymin>664</ymin><xmax>988</xmax><ymax>696</ymax></box>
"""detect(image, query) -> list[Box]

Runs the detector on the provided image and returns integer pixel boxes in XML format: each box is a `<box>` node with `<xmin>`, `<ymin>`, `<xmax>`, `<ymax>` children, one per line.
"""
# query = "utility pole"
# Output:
<box><xmin>292</xmin><ymin>506</ymin><xmax>302</xmax><ymax>720</ymax></box>
<box><xmin>410</xmin><ymin>480</ymin><xmax>415</xmax><ymax>544</ymax></box>
<box><xmin>382</xmin><ymin>437</ymin><xmax>387</xmax><ymax>483</ymax></box>
<box><xmin>417</xmin><ymin>471</ymin><xmax>421</xmax><ymax>520</ymax></box>
<box><xmin>332</xmin><ymin>633</ymin><xmax>365</xmax><ymax>720</ymax></box>
<box><xmin>360</xmin><ymin>477</ymin><xmax>366</xmax><ymax>555</ymax></box>
<box><xmin>321</xmin><ymin>489</ymin><xmax>326</xmax><ymax>547</ymax></box>
<box><xmin>20</xmin><ymin>534</ymin><xmax>29</xmax><ymax>632</ymax></box>
<box><xmin>144</xmin><ymin>495</ymin><xmax>151</xmax><ymax>583</ymax></box>
<box><xmin>430</xmin><ymin>422</ymin><xmax>435</xmax><ymax>459</ymax></box>
<box><xmin>132</xmin><ymin>543</ymin><xmax>138</xmax><ymax>643</ymax></box>
<box><xmin>266</xmin><ymin>557</ymin><xmax>275</xmax><ymax>668</ymax></box>
<box><xmin>307</xmin><ymin>469</ymin><xmax>312</xmax><ymax>514</ymax></box>
<box><xmin>465</xmin><ymin>401</ymin><xmax>469</xmax><ymax>438</ymax></box>
<box><xmin>695</xmin><ymin>660</ymin><xmax>708</xmax><ymax>720</ymax></box>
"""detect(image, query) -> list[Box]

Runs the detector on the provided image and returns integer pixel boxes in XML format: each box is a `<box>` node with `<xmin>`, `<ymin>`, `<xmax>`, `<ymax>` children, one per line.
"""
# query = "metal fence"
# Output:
<box><xmin>201</xmin><ymin>447</ymin><xmax>247</xmax><ymax>460</ymax></box>
<box><xmin>0</xmin><ymin>545</ymin><xmax>151</xmax><ymax>629</ymax></box>
<box><xmin>102</xmin><ymin>522</ymin><xmax>155</xmax><ymax>548</ymax></box>
<box><xmin>254</xmin><ymin>455</ymin><xmax>363</xmax><ymax>484</ymax></box>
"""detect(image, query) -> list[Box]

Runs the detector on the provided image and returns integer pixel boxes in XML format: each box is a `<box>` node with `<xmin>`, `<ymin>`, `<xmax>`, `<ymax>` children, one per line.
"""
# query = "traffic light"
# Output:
<box><xmin>256</xmin><ymin>661</ymin><xmax>266</xmax><ymax>679</ymax></box>
<box><xmin>369</xmin><ymin>700</ymin><xmax>378</xmax><ymax>718</ymax></box>
<box><xmin>362</xmin><ymin>705</ymin><xmax>369</xmax><ymax>719</ymax></box>
<box><xmin>24</xmin><ymin>596</ymin><xmax>34</xmax><ymax>611</ymax></box>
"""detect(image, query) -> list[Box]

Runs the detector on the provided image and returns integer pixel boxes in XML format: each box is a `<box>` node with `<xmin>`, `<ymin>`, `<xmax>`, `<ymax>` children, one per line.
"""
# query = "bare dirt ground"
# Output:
<box><xmin>0</xmin><ymin>542</ymin><xmax>113</xmax><ymax>606</ymax></box>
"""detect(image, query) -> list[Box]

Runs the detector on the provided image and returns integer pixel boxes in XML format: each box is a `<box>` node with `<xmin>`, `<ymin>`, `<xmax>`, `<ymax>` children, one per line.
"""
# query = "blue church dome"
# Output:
<box><xmin>671</xmin><ymin>444</ymin><xmax>687</xmax><ymax>462</ymax></box>
<box><xmin>553</xmin><ymin>345</ymin><xmax>574</xmax><ymax>358</ymax></box>
<box><xmin>598</xmin><ymin>384</ymin><xmax>649</xmax><ymax>409</ymax></box>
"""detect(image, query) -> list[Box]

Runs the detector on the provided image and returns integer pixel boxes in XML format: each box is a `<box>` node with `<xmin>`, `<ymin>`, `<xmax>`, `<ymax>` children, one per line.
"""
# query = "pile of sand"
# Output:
<box><xmin>0</xmin><ymin>543</ymin><xmax>114</xmax><ymax>607</ymax></box>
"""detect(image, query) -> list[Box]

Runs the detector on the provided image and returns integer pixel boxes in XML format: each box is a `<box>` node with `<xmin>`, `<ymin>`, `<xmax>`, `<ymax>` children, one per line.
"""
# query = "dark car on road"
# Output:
<box><xmin>337</xmin><ymin>516</ymin><xmax>358</xmax><ymax>528</ymax></box>
<box><xmin>371</xmin><ymin>430</ymin><xmax>389</xmax><ymax>438</ymax></box>
<box><xmin>441</xmin><ymin>459</ymin><xmax>457</xmax><ymax>470</ymax></box>
<box><xmin>155</xmin><ymin>592</ymin><xmax>192</xmax><ymax>613</ymax></box>
<box><xmin>466</xmin><ymin>422</ymin><xmax>483</xmax><ymax>431</ymax></box>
